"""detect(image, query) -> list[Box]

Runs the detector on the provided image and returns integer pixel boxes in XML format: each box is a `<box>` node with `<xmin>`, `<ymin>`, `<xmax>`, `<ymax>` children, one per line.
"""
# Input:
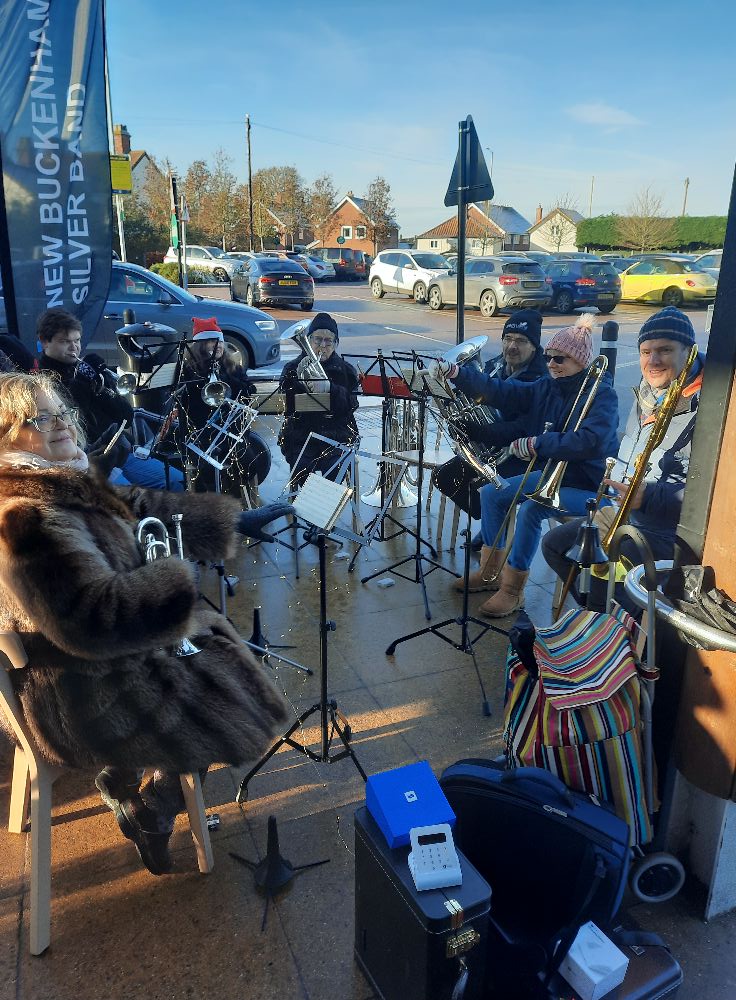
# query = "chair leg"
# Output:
<box><xmin>436</xmin><ymin>493</ymin><xmax>447</xmax><ymax>551</ymax></box>
<box><xmin>28</xmin><ymin>765</ymin><xmax>52</xmax><ymax>956</ymax></box>
<box><xmin>450</xmin><ymin>504</ymin><xmax>461</xmax><ymax>552</ymax></box>
<box><xmin>180</xmin><ymin>773</ymin><xmax>213</xmax><ymax>874</ymax></box>
<box><xmin>9</xmin><ymin>745</ymin><xmax>30</xmax><ymax>833</ymax></box>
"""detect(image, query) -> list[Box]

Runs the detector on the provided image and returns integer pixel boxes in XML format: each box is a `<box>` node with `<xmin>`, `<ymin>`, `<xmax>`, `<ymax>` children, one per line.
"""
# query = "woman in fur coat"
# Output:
<box><xmin>0</xmin><ymin>372</ymin><xmax>290</xmax><ymax>874</ymax></box>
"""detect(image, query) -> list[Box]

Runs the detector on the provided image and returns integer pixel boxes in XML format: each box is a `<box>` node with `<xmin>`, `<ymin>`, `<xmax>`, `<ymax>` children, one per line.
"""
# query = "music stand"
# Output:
<box><xmin>360</xmin><ymin>357</ymin><xmax>460</xmax><ymax>621</ymax></box>
<box><xmin>236</xmin><ymin>475</ymin><xmax>367</xmax><ymax>804</ymax></box>
<box><xmin>385</xmin><ymin>471</ymin><xmax>510</xmax><ymax>715</ymax></box>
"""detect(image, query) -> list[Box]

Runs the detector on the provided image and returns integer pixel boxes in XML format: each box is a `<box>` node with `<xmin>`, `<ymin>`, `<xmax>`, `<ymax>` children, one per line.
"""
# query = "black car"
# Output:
<box><xmin>312</xmin><ymin>246</ymin><xmax>360</xmax><ymax>280</ymax></box>
<box><xmin>230</xmin><ymin>257</ymin><xmax>314</xmax><ymax>311</ymax></box>
<box><xmin>543</xmin><ymin>259</ymin><xmax>621</xmax><ymax>314</ymax></box>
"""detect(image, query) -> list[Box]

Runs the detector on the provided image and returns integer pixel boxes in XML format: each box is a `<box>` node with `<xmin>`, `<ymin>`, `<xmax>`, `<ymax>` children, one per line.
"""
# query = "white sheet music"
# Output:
<box><xmin>409</xmin><ymin>369</ymin><xmax>453</xmax><ymax>400</ymax></box>
<box><xmin>294</xmin><ymin>474</ymin><xmax>353</xmax><ymax>531</ymax></box>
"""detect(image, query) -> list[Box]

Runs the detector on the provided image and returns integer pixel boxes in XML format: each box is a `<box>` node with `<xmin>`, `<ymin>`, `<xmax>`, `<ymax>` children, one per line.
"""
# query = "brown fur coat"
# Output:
<box><xmin>0</xmin><ymin>467</ymin><xmax>289</xmax><ymax>770</ymax></box>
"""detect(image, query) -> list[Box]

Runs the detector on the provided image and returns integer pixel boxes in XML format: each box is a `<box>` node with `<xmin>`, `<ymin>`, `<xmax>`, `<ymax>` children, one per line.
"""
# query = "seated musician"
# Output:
<box><xmin>542</xmin><ymin>306</ymin><xmax>703</xmax><ymax>612</ymax></box>
<box><xmin>0</xmin><ymin>371</ymin><xmax>290</xmax><ymax>875</ymax></box>
<box><xmin>434</xmin><ymin>310</ymin><xmax>548</xmax><ymax>552</ymax></box>
<box><xmin>175</xmin><ymin>317</ymin><xmax>270</xmax><ymax>496</ymax></box>
<box><xmin>433</xmin><ymin>314</ymin><xmax>619</xmax><ymax>618</ymax></box>
<box><xmin>279</xmin><ymin>313</ymin><xmax>359</xmax><ymax>490</ymax></box>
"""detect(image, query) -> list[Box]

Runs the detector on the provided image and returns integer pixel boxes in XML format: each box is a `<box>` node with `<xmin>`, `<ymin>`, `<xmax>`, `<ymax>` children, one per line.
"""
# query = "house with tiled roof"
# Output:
<box><xmin>416</xmin><ymin>203</ymin><xmax>531</xmax><ymax>256</ymax></box>
<box><xmin>528</xmin><ymin>205</ymin><xmax>585</xmax><ymax>253</ymax></box>
<box><xmin>309</xmin><ymin>191</ymin><xmax>399</xmax><ymax>255</ymax></box>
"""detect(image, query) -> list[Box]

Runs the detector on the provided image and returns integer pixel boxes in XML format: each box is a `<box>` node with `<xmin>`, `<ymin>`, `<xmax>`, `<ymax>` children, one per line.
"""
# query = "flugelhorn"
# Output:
<box><xmin>136</xmin><ymin>515</ymin><xmax>200</xmax><ymax>656</ymax></box>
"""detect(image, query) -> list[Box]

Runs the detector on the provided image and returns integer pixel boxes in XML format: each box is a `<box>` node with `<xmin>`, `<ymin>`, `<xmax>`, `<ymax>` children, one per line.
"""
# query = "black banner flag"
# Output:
<box><xmin>0</xmin><ymin>0</ymin><xmax>112</xmax><ymax>351</ymax></box>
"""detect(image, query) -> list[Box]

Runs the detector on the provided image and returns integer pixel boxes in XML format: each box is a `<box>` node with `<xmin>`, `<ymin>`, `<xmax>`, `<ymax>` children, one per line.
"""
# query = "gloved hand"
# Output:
<box><xmin>236</xmin><ymin>501</ymin><xmax>295</xmax><ymax>543</ymax></box>
<box><xmin>429</xmin><ymin>359</ymin><xmax>458</xmax><ymax>381</ymax></box>
<box><xmin>508</xmin><ymin>437</ymin><xmax>537</xmax><ymax>461</ymax></box>
<box><xmin>87</xmin><ymin>423</ymin><xmax>133</xmax><ymax>476</ymax></box>
<box><xmin>306</xmin><ymin>378</ymin><xmax>331</xmax><ymax>394</ymax></box>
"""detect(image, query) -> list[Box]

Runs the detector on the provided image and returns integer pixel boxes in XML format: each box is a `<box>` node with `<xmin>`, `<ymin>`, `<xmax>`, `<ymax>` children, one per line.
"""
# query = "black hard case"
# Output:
<box><xmin>354</xmin><ymin>806</ymin><xmax>491</xmax><ymax>1000</ymax></box>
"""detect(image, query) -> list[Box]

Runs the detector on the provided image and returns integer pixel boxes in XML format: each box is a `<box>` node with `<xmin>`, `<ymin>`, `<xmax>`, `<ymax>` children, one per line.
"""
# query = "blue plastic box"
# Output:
<box><xmin>366</xmin><ymin>761</ymin><xmax>456</xmax><ymax>849</ymax></box>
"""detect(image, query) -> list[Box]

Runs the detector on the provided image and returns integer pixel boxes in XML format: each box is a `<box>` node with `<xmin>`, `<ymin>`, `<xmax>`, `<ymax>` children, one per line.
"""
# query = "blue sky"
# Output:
<box><xmin>106</xmin><ymin>0</ymin><xmax>736</xmax><ymax>236</ymax></box>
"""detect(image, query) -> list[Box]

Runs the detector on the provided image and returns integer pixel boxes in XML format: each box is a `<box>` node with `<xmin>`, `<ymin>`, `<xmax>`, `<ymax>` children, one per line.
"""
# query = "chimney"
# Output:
<box><xmin>535</xmin><ymin>204</ymin><xmax>543</xmax><ymax>224</ymax></box>
<box><xmin>346</xmin><ymin>189</ymin><xmax>353</xmax><ymax>197</ymax></box>
<box><xmin>113</xmin><ymin>123</ymin><xmax>131</xmax><ymax>155</ymax></box>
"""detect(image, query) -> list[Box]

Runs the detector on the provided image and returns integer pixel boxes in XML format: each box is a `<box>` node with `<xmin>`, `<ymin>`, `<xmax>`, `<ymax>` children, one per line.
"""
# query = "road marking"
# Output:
<box><xmin>384</xmin><ymin>327</ymin><xmax>453</xmax><ymax>346</ymax></box>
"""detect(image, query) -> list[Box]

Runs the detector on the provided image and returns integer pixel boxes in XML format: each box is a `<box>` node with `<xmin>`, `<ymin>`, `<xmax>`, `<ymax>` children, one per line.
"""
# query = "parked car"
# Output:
<box><xmin>693</xmin><ymin>249</ymin><xmax>722</xmax><ymax>280</ymax></box>
<box><xmin>524</xmin><ymin>251</ymin><xmax>554</xmax><ymax>265</ymax></box>
<box><xmin>83</xmin><ymin>261</ymin><xmax>280</xmax><ymax>369</ymax></box>
<box><xmin>370</xmin><ymin>250</ymin><xmax>451</xmax><ymax>303</ymax></box>
<box><xmin>543</xmin><ymin>259</ymin><xmax>621</xmax><ymax>314</ymax></box>
<box><xmin>427</xmin><ymin>256</ymin><xmax>552</xmax><ymax>316</ymax></box>
<box><xmin>618</xmin><ymin>257</ymin><xmax>716</xmax><ymax>307</ymax></box>
<box><xmin>601</xmin><ymin>255</ymin><xmax>643</xmax><ymax>272</ymax></box>
<box><xmin>230</xmin><ymin>256</ymin><xmax>314</xmax><ymax>311</ymax></box>
<box><xmin>163</xmin><ymin>244</ymin><xmax>242</xmax><ymax>282</ymax></box>
<box><xmin>311</xmin><ymin>246</ymin><xmax>360</xmax><ymax>280</ymax></box>
<box><xmin>294</xmin><ymin>253</ymin><xmax>335</xmax><ymax>282</ymax></box>
<box><xmin>549</xmin><ymin>252</ymin><xmax>602</xmax><ymax>261</ymax></box>
<box><xmin>353</xmin><ymin>251</ymin><xmax>368</xmax><ymax>281</ymax></box>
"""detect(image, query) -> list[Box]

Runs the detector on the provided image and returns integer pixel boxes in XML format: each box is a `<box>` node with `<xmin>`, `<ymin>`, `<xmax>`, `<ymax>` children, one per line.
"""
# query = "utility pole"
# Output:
<box><xmin>246</xmin><ymin>114</ymin><xmax>254</xmax><ymax>252</ymax></box>
<box><xmin>682</xmin><ymin>177</ymin><xmax>690</xmax><ymax>217</ymax></box>
<box><xmin>588</xmin><ymin>175</ymin><xmax>595</xmax><ymax>218</ymax></box>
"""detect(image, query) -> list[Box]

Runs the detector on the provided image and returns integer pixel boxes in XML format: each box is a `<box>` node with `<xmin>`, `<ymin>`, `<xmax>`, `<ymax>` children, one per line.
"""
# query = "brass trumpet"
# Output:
<box><xmin>201</xmin><ymin>360</ymin><xmax>231</xmax><ymax>407</ymax></box>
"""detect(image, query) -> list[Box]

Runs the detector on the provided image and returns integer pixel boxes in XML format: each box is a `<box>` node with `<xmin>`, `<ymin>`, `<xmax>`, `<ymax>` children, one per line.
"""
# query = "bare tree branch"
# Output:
<box><xmin>616</xmin><ymin>186</ymin><xmax>677</xmax><ymax>252</ymax></box>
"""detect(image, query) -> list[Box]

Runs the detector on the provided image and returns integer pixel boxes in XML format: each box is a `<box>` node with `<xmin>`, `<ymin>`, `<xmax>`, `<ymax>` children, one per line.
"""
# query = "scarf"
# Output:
<box><xmin>0</xmin><ymin>448</ymin><xmax>89</xmax><ymax>472</ymax></box>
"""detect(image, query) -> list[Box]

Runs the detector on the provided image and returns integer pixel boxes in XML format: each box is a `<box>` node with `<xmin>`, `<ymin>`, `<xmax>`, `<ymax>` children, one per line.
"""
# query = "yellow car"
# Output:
<box><xmin>619</xmin><ymin>257</ymin><xmax>716</xmax><ymax>306</ymax></box>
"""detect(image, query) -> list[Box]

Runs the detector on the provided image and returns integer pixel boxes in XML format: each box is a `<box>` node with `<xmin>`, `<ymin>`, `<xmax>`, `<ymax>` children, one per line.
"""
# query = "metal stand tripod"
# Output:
<box><xmin>237</xmin><ymin>532</ymin><xmax>366</xmax><ymax>803</ymax></box>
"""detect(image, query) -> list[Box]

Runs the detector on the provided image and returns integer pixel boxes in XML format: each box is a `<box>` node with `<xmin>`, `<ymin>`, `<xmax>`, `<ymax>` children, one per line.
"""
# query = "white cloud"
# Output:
<box><xmin>565</xmin><ymin>103</ymin><xmax>644</xmax><ymax>128</ymax></box>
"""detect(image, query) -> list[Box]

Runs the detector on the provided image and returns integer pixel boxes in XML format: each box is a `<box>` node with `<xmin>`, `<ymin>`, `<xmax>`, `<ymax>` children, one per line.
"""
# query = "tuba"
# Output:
<box><xmin>280</xmin><ymin>320</ymin><xmax>329</xmax><ymax>389</ymax></box>
<box><xmin>136</xmin><ymin>515</ymin><xmax>201</xmax><ymax>656</ymax></box>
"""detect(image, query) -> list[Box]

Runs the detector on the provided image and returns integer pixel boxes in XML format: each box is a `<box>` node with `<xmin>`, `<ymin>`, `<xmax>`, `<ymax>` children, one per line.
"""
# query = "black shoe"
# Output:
<box><xmin>470</xmin><ymin>533</ymin><xmax>483</xmax><ymax>552</ymax></box>
<box><xmin>96</xmin><ymin>770</ymin><xmax>174</xmax><ymax>876</ymax></box>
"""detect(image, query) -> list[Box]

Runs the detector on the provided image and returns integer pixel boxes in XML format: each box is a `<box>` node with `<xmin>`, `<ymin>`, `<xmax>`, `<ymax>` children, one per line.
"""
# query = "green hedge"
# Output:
<box><xmin>149</xmin><ymin>262</ymin><xmax>214</xmax><ymax>285</ymax></box>
<box><xmin>577</xmin><ymin>215</ymin><xmax>726</xmax><ymax>251</ymax></box>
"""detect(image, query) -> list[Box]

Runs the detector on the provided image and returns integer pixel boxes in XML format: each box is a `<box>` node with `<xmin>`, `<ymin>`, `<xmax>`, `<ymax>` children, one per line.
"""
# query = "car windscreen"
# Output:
<box><xmin>412</xmin><ymin>253</ymin><xmax>449</xmax><ymax>269</ymax></box>
<box><xmin>501</xmin><ymin>263</ymin><xmax>544</xmax><ymax>275</ymax></box>
<box><xmin>582</xmin><ymin>264</ymin><xmax>618</xmax><ymax>278</ymax></box>
<box><xmin>257</xmin><ymin>259</ymin><xmax>305</xmax><ymax>272</ymax></box>
<box><xmin>205</xmin><ymin>247</ymin><xmax>226</xmax><ymax>257</ymax></box>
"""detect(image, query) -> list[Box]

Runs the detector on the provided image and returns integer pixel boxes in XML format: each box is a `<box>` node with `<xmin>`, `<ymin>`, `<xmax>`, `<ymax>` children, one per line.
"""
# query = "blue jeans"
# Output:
<box><xmin>479</xmin><ymin>470</ymin><xmax>598</xmax><ymax>572</ymax></box>
<box><xmin>110</xmin><ymin>453</ymin><xmax>185</xmax><ymax>491</ymax></box>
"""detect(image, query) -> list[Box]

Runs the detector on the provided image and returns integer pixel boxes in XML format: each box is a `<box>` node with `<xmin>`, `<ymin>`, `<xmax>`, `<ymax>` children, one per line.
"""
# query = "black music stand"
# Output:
<box><xmin>385</xmin><ymin>470</ymin><xmax>509</xmax><ymax>715</ymax></box>
<box><xmin>236</xmin><ymin>498</ymin><xmax>366</xmax><ymax>804</ymax></box>
<box><xmin>360</xmin><ymin>362</ymin><xmax>460</xmax><ymax>621</ymax></box>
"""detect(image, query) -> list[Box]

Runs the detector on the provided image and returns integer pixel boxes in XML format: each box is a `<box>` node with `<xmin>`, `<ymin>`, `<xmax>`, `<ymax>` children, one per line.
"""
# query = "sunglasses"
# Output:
<box><xmin>543</xmin><ymin>353</ymin><xmax>570</xmax><ymax>365</ymax></box>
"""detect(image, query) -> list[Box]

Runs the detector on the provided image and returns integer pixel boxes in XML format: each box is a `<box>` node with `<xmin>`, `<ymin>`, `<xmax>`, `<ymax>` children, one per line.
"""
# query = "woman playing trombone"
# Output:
<box><xmin>433</xmin><ymin>315</ymin><xmax>619</xmax><ymax>618</ymax></box>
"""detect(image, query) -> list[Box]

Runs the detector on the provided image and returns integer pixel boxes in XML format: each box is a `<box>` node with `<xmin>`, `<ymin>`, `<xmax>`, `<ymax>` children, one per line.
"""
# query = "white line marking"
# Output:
<box><xmin>384</xmin><ymin>327</ymin><xmax>453</xmax><ymax>345</ymax></box>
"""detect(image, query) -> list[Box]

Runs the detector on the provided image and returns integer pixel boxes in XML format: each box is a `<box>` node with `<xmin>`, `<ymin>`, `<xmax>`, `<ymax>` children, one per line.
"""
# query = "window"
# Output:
<box><xmin>110</xmin><ymin>270</ymin><xmax>160</xmax><ymax>303</ymax></box>
<box><xmin>189</xmin><ymin>247</ymin><xmax>205</xmax><ymax>259</ymax></box>
<box><xmin>356</xmin><ymin>225</ymin><xmax>367</xmax><ymax>240</ymax></box>
<box><xmin>429</xmin><ymin>239</ymin><xmax>439</xmax><ymax>249</ymax></box>
<box><xmin>341</xmin><ymin>226</ymin><xmax>353</xmax><ymax>240</ymax></box>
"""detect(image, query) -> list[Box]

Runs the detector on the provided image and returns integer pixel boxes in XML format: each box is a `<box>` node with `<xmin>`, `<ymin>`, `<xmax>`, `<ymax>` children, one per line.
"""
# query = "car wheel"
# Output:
<box><xmin>223</xmin><ymin>333</ymin><xmax>254</xmax><ymax>370</ymax></box>
<box><xmin>662</xmin><ymin>286</ymin><xmax>684</xmax><ymax>307</ymax></box>
<box><xmin>428</xmin><ymin>286</ymin><xmax>444</xmax><ymax>311</ymax></box>
<box><xmin>213</xmin><ymin>267</ymin><xmax>229</xmax><ymax>282</ymax></box>
<box><xmin>229</xmin><ymin>284</ymin><xmax>237</xmax><ymax>302</ymax></box>
<box><xmin>555</xmin><ymin>289</ymin><xmax>574</xmax><ymax>313</ymax></box>
<box><xmin>246</xmin><ymin>286</ymin><xmax>255</xmax><ymax>306</ymax></box>
<box><xmin>598</xmin><ymin>305</ymin><xmax>616</xmax><ymax>314</ymax></box>
<box><xmin>413</xmin><ymin>281</ymin><xmax>428</xmax><ymax>304</ymax></box>
<box><xmin>300</xmin><ymin>301</ymin><xmax>313</xmax><ymax>312</ymax></box>
<box><xmin>371</xmin><ymin>277</ymin><xmax>385</xmax><ymax>299</ymax></box>
<box><xmin>479</xmin><ymin>290</ymin><xmax>498</xmax><ymax>318</ymax></box>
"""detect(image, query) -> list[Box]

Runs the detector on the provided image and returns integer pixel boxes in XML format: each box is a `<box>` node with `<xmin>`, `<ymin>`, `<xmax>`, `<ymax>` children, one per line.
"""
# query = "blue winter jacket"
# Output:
<box><xmin>453</xmin><ymin>363</ymin><xmax>619</xmax><ymax>492</ymax></box>
<box><xmin>473</xmin><ymin>347</ymin><xmax>550</xmax><ymax>448</ymax></box>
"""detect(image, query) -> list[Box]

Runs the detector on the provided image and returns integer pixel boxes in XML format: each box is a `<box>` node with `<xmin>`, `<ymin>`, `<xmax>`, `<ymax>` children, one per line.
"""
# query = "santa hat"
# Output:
<box><xmin>192</xmin><ymin>316</ymin><xmax>224</xmax><ymax>342</ymax></box>
<box><xmin>545</xmin><ymin>313</ymin><xmax>595</xmax><ymax>368</ymax></box>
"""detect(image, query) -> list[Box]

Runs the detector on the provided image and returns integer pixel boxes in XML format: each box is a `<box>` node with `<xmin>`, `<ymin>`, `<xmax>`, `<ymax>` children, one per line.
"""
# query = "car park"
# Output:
<box><xmin>163</xmin><ymin>244</ymin><xmax>241</xmax><ymax>282</ymax></box>
<box><xmin>311</xmin><ymin>246</ymin><xmax>361</xmax><ymax>280</ymax></box>
<box><xmin>353</xmin><ymin>251</ymin><xmax>368</xmax><ymax>281</ymax></box>
<box><xmin>370</xmin><ymin>249</ymin><xmax>451</xmax><ymax>303</ymax></box>
<box><xmin>618</xmin><ymin>257</ymin><xmax>716</xmax><ymax>307</ymax></box>
<box><xmin>427</xmin><ymin>256</ymin><xmax>552</xmax><ymax>316</ymax></box>
<box><xmin>293</xmin><ymin>253</ymin><xmax>335</xmax><ymax>282</ymax></box>
<box><xmin>84</xmin><ymin>261</ymin><xmax>280</xmax><ymax>369</ymax></box>
<box><xmin>543</xmin><ymin>259</ymin><xmax>621</xmax><ymax>314</ymax></box>
<box><xmin>230</xmin><ymin>256</ymin><xmax>314</xmax><ymax>311</ymax></box>
<box><xmin>693</xmin><ymin>250</ymin><xmax>722</xmax><ymax>280</ymax></box>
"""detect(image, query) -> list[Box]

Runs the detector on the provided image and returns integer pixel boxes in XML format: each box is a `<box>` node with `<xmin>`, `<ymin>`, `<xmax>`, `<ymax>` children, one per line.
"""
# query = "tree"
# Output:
<box><xmin>198</xmin><ymin>149</ymin><xmax>243</xmax><ymax>249</ymax></box>
<box><xmin>362</xmin><ymin>176</ymin><xmax>394</xmax><ymax>254</ymax></box>
<box><xmin>251</xmin><ymin>166</ymin><xmax>308</xmax><ymax>248</ymax></box>
<box><xmin>308</xmin><ymin>173</ymin><xmax>338</xmax><ymax>245</ymax></box>
<box><xmin>546</xmin><ymin>194</ymin><xmax>580</xmax><ymax>252</ymax></box>
<box><xmin>616</xmin><ymin>187</ymin><xmax>677</xmax><ymax>253</ymax></box>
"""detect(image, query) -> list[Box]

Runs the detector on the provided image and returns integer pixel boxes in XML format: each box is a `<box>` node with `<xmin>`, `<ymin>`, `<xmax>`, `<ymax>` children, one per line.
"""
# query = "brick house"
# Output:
<box><xmin>309</xmin><ymin>191</ymin><xmax>400</xmax><ymax>254</ymax></box>
<box><xmin>112</xmin><ymin>124</ymin><xmax>162</xmax><ymax>206</ymax></box>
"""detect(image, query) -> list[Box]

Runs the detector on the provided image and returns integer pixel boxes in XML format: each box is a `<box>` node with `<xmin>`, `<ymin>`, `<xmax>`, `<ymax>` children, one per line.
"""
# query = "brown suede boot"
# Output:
<box><xmin>478</xmin><ymin>565</ymin><xmax>529</xmax><ymax>618</ymax></box>
<box><xmin>453</xmin><ymin>545</ymin><xmax>502</xmax><ymax>593</ymax></box>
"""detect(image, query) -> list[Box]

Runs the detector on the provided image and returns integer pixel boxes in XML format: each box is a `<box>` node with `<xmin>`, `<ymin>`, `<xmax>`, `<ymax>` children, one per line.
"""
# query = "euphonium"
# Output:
<box><xmin>280</xmin><ymin>320</ymin><xmax>329</xmax><ymax>388</ymax></box>
<box><xmin>527</xmin><ymin>355</ymin><xmax>609</xmax><ymax>512</ymax></box>
<box><xmin>136</xmin><ymin>515</ymin><xmax>201</xmax><ymax>656</ymax></box>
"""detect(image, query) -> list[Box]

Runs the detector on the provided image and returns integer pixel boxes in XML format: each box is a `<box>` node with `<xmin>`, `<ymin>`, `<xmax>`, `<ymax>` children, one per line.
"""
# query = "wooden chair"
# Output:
<box><xmin>0</xmin><ymin>633</ymin><xmax>213</xmax><ymax>956</ymax></box>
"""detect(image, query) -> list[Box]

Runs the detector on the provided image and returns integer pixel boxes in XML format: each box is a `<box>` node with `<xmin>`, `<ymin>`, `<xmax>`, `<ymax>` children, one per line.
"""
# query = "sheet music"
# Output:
<box><xmin>294</xmin><ymin>474</ymin><xmax>353</xmax><ymax>531</ymax></box>
<box><xmin>252</xmin><ymin>391</ymin><xmax>285</xmax><ymax>414</ymax></box>
<box><xmin>295</xmin><ymin>392</ymin><xmax>331</xmax><ymax>413</ymax></box>
<box><xmin>408</xmin><ymin>369</ymin><xmax>453</xmax><ymax>400</ymax></box>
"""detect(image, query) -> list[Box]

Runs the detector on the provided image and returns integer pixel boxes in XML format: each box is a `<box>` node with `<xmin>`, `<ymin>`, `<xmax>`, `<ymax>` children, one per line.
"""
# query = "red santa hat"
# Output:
<box><xmin>192</xmin><ymin>316</ymin><xmax>224</xmax><ymax>342</ymax></box>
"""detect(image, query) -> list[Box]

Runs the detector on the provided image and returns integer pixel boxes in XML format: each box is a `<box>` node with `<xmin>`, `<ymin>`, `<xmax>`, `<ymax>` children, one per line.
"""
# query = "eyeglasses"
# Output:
<box><xmin>310</xmin><ymin>336</ymin><xmax>335</xmax><ymax>346</ymax></box>
<box><xmin>26</xmin><ymin>408</ymin><xmax>79</xmax><ymax>432</ymax></box>
<box><xmin>503</xmin><ymin>335</ymin><xmax>530</xmax><ymax>346</ymax></box>
<box><xmin>543</xmin><ymin>353</ymin><xmax>569</xmax><ymax>365</ymax></box>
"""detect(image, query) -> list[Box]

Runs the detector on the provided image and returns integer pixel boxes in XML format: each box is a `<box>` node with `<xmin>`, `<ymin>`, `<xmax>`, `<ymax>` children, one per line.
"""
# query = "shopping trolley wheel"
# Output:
<box><xmin>629</xmin><ymin>852</ymin><xmax>685</xmax><ymax>903</ymax></box>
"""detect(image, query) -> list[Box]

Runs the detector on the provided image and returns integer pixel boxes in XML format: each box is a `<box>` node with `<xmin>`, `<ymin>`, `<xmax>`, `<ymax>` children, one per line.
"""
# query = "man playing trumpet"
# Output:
<box><xmin>433</xmin><ymin>315</ymin><xmax>619</xmax><ymax>617</ymax></box>
<box><xmin>542</xmin><ymin>306</ymin><xmax>704</xmax><ymax>612</ymax></box>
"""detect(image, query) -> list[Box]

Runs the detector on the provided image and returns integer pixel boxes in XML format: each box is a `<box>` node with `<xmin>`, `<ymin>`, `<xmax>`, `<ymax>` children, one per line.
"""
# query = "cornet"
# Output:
<box><xmin>136</xmin><ymin>515</ymin><xmax>201</xmax><ymax>656</ymax></box>
<box><xmin>201</xmin><ymin>360</ymin><xmax>231</xmax><ymax>407</ymax></box>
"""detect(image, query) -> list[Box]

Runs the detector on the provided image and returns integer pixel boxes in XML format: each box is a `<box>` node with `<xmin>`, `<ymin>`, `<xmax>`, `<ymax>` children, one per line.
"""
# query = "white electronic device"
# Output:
<box><xmin>407</xmin><ymin>823</ymin><xmax>462</xmax><ymax>892</ymax></box>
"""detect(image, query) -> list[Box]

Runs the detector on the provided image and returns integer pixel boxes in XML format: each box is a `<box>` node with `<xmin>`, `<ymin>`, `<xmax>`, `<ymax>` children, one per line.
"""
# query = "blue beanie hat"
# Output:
<box><xmin>308</xmin><ymin>312</ymin><xmax>339</xmax><ymax>342</ymax></box>
<box><xmin>503</xmin><ymin>309</ymin><xmax>542</xmax><ymax>348</ymax></box>
<box><xmin>638</xmin><ymin>306</ymin><xmax>695</xmax><ymax>348</ymax></box>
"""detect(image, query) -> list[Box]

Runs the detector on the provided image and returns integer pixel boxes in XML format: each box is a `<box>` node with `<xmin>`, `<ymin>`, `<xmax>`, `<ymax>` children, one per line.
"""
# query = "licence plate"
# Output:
<box><xmin>598</xmin><ymin>293</ymin><xmax>614</xmax><ymax>299</ymax></box>
<box><xmin>279</xmin><ymin>279</ymin><xmax>298</xmax><ymax>285</ymax></box>
<box><xmin>522</xmin><ymin>281</ymin><xmax>541</xmax><ymax>288</ymax></box>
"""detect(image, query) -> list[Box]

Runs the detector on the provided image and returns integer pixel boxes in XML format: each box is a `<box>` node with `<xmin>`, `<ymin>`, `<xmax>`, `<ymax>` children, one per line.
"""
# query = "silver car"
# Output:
<box><xmin>427</xmin><ymin>256</ymin><xmax>552</xmax><ymax>316</ymax></box>
<box><xmin>163</xmin><ymin>244</ymin><xmax>241</xmax><ymax>282</ymax></box>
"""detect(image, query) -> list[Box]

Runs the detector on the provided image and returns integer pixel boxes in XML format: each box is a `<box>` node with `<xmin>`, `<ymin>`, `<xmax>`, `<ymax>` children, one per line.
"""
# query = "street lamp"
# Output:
<box><xmin>484</xmin><ymin>147</ymin><xmax>494</xmax><ymax>179</ymax></box>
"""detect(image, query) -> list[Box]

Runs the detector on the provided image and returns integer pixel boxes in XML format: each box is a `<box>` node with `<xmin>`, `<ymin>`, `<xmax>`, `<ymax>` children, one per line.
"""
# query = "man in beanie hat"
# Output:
<box><xmin>279</xmin><ymin>312</ymin><xmax>359</xmax><ymax>489</ymax></box>
<box><xmin>432</xmin><ymin>309</ymin><xmax>548</xmax><ymax>550</ymax></box>
<box><xmin>543</xmin><ymin>305</ymin><xmax>703</xmax><ymax>612</ymax></box>
<box><xmin>433</xmin><ymin>314</ymin><xmax>619</xmax><ymax>616</ymax></box>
